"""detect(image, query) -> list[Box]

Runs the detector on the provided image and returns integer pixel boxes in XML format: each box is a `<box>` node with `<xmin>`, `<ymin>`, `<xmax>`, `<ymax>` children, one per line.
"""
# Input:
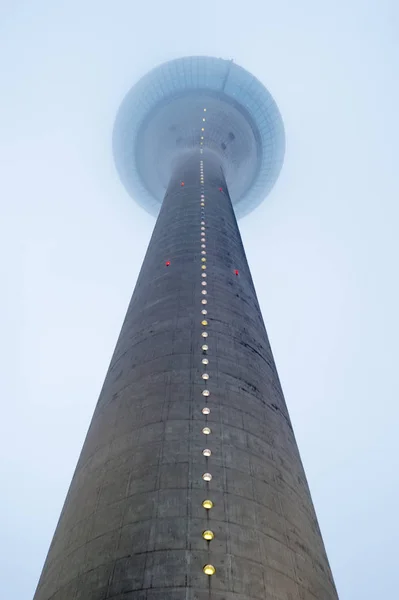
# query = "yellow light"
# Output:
<box><xmin>201</xmin><ymin>265</ymin><xmax>206</xmax><ymax>269</ymax></box>
<box><xmin>201</xmin><ymin>257</ymin><xmax>206</xmax><ymax>262</ymax></box>
<box><xmin>202</xmin><ymin>530</ymin><xmax>214</xmax><ymax>541</ymax></box>
<box><xmin>201</xmin><ymin>128</ymin><xmax>205</xmax><ymax>131</ymax></box>
<box><xmin>202</xmin><ymin>499</ymin><xmax>213</xmax><ymax>509</ymax></box>
<box><xmin>203</xmin><ymin>564</ymin><xmax>215</xmax><ymax>575</ymax></box>
<box><xmin>201</xmin><ymin>320</ymin><xmax>208</xmax><ymax>326</ymax></box>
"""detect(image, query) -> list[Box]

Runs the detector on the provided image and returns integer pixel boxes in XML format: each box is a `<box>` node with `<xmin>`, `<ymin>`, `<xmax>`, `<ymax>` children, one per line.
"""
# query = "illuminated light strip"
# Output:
<box><xmin>199</xmin><ymin>153</ymin><xmax>216</xmax><ymax>565</ymax></box>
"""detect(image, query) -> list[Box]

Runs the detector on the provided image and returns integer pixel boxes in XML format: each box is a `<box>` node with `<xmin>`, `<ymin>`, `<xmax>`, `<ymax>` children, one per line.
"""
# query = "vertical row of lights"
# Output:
<box><xmin>200</xmin><ymin>107</ymin><xmax>205</xmax><ymax>154</ymax></box>
<box><xmin>199</xmin><ymin>126</ymin><xmax>216</xmax><ymax>578</ymax></box>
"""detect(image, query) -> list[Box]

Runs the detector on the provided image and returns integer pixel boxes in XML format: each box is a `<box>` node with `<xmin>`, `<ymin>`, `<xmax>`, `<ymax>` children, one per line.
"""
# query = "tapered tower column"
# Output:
<box><xmin>33</xmin><ymin>56</ymin><xmax>339</xmax><ymax>600</ymax></box>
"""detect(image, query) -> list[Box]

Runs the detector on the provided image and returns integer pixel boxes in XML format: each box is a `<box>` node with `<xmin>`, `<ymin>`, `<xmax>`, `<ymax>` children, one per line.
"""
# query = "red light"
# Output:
<box><xmin>219</xmin><ymin>187</ymin><xmax>223</xmax><ymax>192</ymax></box>
<box><xmin>181</xmin><ymin>181</ymin><xmax>185</xmax><ymax>187</ymax></box>
<box><xmin>166</xmin><ymin>261</ymin><xmax>171</xmax><ymax>267</ymax></box>
<box><xmin>234</xmin><ymin>270</ymin><xmax>239</xmax><ymax>276</ymax></box>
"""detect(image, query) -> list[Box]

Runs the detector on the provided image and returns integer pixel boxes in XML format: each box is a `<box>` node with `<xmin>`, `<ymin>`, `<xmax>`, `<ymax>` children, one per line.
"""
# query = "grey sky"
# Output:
<box><xmin>1</xmin><ymin>1</ymin><xmax>398</xmax><ymax>598</ymax></box>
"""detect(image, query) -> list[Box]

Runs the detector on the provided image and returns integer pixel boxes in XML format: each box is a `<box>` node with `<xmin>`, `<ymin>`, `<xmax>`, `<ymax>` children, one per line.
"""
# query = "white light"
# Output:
<box><xmin>202</xmin><ymin>357</ymin><xmax>209</xmax><ymax>364</ymax></box>
<box><xmin>202</xmin><ymin>273</ymin><xmax>206</xmax><ymax>278</ymax></box>
<box><xmin>203</xmin><ymin>448</ymin><xmax>211</xmax><ymax>456</ymax></box>
<box><xmin>202</xmin><ymin>373</ymin><xmax>209</xmax><ymax>380</ymax></box>
<box><xmin>201</xmin><ymin>290</ymin><xmax>207</xmax><ymax>295</ymax></box>
<box><xmin>202</xmin><ymin>389</ymin><xmax>210</xmax><ymax>396</ymax></box>
<box><xmin>201</xmin><ymin>281</ymin><xmax>207</xmax><ymax>286</ymax></box>
<box><xmin>201</xmin><ymin>331</ymin><xmax>208</xmax><ymax>337</ymax></box>
<box><xmin>201</xmin><ymin>244</ymin><xmax>206</xmax><ymax>248</ymax></box>
<box><xmin>202</xmin><ymin>427</ymin><xmax>211</xmax><ymax>435</ymax></box>
<box><xmin>202</xmin><ymin>472</ymin><xmax>212</xmax><ymax>481</ymax></box>
<box><xmin>201</xmin><ymin>344</ymin><xmax>208</xmax><ymax>350</ymax></box>
<box><xmin>202</xmin><ymin>406</ymin><xmax>211</xmax><ymax>415</ymax></box>
<box><xmin>201</xmin><ymin>251</ymin><xmax>206</xmax><ymax>255</ymax></box>
<box><xmin>201</xmin><ymin>299</ymin><xmax>207</xmax><ymax>305</ymax></box>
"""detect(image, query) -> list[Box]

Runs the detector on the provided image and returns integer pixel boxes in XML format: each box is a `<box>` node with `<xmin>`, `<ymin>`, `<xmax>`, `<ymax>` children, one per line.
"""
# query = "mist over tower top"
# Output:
<box><xmin>113</xmin><ymin>56</ymin><xmax>285</xmax><ymax>218</ymax></box>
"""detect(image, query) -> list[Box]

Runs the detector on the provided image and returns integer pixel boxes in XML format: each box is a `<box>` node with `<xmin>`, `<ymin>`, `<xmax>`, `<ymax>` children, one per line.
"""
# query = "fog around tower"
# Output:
<box><xmin>1</xmin><ymin>1</ymin><xmax>398</xmax><ymax>598</ymax></box>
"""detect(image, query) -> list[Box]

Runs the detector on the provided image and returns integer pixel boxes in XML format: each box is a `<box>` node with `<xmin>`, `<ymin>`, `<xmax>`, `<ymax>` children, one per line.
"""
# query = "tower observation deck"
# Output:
<box><xmin>33</xmin><ymin>56</ymin><xmax>339</xmax><ymax>600</ymax></box>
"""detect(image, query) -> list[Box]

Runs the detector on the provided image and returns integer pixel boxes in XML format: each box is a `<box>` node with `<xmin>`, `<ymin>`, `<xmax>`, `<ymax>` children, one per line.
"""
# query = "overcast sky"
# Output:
<box><xmin>1</xmin><ymin>1</ymin><xmax>399</xmax><ymax>598</ymax></box>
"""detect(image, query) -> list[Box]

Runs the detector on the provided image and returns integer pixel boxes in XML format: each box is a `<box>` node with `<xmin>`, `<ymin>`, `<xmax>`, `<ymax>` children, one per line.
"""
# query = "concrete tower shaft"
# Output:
<box><xmin>33</xmin><ymin>151</ymin><xmax>338</xmax><ymax>600</ymax></box>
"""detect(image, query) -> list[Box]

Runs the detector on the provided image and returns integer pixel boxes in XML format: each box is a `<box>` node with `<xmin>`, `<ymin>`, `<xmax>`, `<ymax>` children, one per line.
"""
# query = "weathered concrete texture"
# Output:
<box><xmin>33</xmin><ymin>152</ymin><xmax>338</xmax><ymax>600</ymax></box>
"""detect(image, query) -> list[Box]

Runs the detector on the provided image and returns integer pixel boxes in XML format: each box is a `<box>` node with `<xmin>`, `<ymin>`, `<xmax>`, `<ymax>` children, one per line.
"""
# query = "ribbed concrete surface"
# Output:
<box><xmin>33</xmin><ymin>152</ymin><xmax>338</xmax><ymax>600</ymax></box>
